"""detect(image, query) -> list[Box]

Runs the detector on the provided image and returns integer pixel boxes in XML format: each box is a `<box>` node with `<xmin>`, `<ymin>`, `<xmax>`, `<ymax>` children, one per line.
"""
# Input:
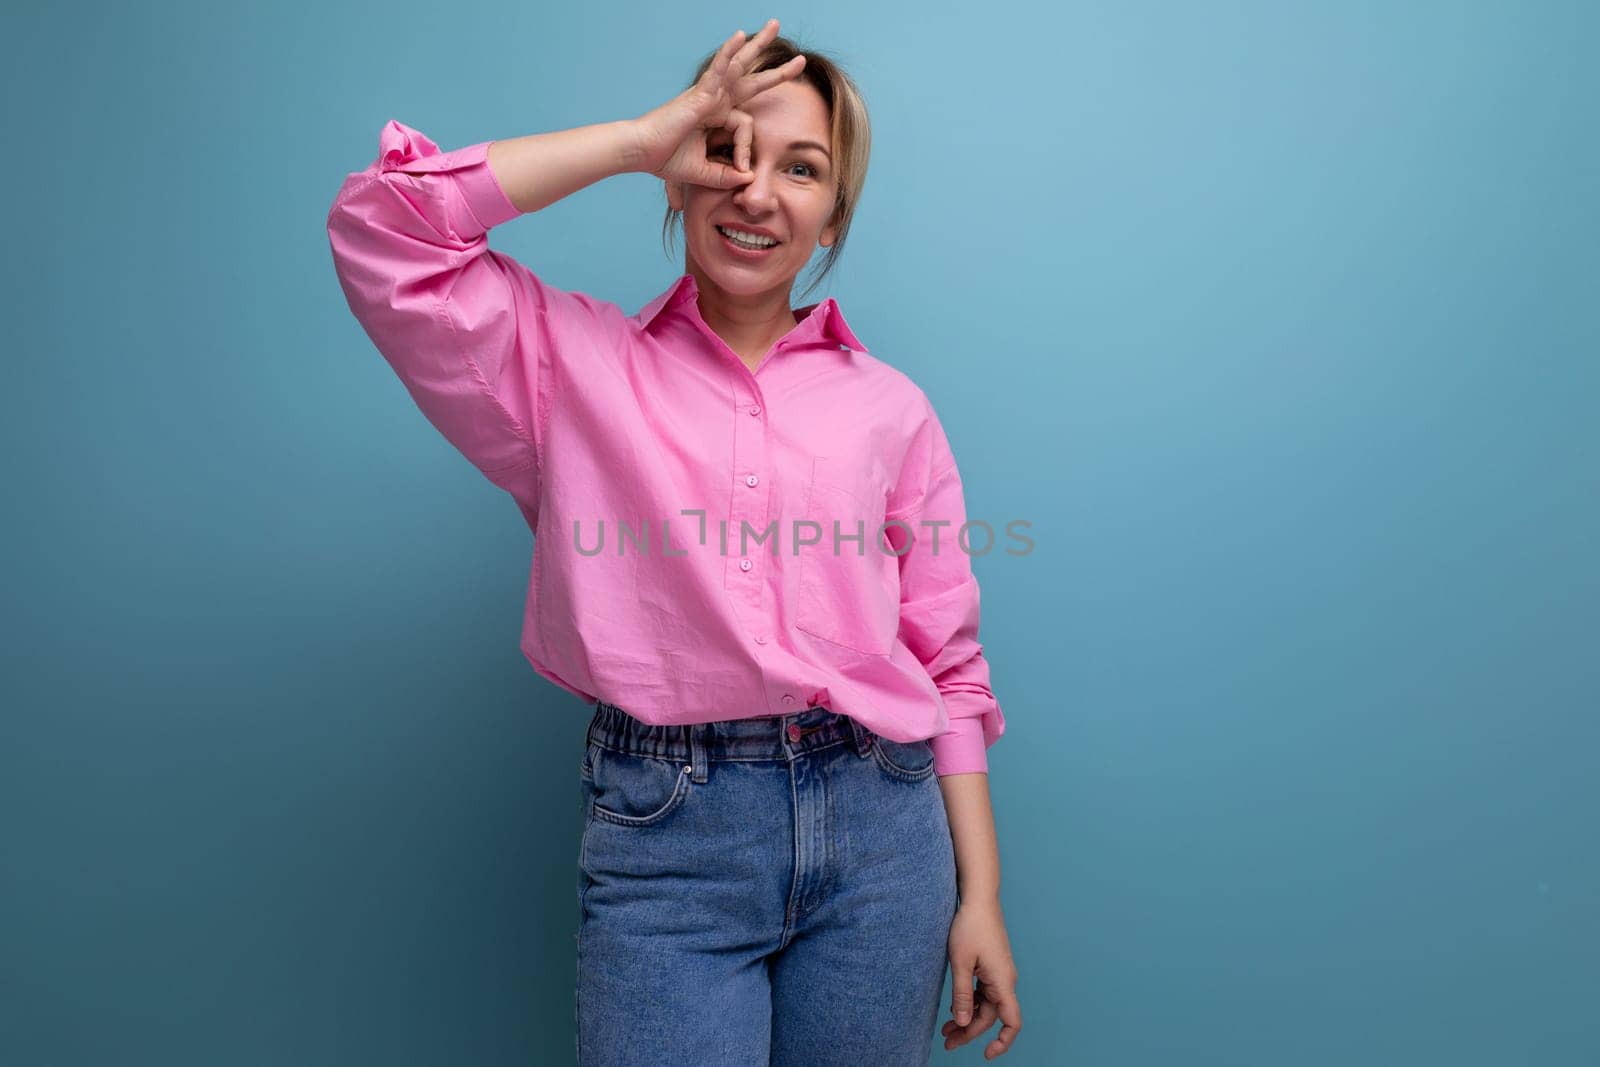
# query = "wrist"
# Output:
<box><xmin>612</xmin><ymin>118</ymin><xmax>648</xmax><ymax>175</ymax></box>
<box><xmin>957</xmin><ymin>883</ymin><xmax>1002</xmax><ymax>910</ymax></box>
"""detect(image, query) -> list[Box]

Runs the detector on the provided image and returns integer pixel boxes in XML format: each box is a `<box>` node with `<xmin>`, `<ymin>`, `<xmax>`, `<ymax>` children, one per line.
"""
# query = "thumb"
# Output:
<box><xmin>693</xmin><ymin>161</ymin><xmax>753</xmax><ymax>190</ymax></box>
<box><xmin>950</xmin><ymin>954</ymin><xmax>977</xmax><ymax>1026</ymax></box>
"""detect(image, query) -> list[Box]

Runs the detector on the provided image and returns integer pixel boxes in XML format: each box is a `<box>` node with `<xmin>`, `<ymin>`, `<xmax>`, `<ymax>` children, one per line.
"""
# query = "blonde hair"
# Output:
<box><xmin>661</xmin><ymin>35</ymin><xmax>872</xmax><ymax>302</ymax></box>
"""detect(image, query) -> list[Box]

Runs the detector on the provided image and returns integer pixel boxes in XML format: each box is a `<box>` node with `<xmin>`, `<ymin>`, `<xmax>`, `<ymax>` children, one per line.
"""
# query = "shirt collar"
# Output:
<box><xmin>636</xmin><ymin>272</ymin><xmax>868</xmax><ymax>354</ymax></box>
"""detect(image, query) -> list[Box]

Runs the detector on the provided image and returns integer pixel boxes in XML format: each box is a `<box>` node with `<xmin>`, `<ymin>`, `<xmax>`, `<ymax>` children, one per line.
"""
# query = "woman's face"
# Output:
<box><xmin>671</xmin><ymin>78</ymin><xmax>840</xmax><ymax>301</ymax></box>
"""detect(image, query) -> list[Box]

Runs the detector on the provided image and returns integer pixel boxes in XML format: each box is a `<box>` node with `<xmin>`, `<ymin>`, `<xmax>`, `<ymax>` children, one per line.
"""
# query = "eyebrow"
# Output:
<box><xmin>711</xmin><ymin>136</ymin><xmax>832</xmax><ymax>163</ymax></box>
<box><xmin>788</xmin><ymin>140</ymin><xmax>832</xmax><ymax>162</ymax></box>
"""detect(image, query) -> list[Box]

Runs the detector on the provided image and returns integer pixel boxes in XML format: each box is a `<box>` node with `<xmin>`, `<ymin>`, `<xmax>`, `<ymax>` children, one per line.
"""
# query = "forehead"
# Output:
<box><xmin>740</xmin><ymin>79</ymin><xmax>830</xmax><ymax>141</ymax></box>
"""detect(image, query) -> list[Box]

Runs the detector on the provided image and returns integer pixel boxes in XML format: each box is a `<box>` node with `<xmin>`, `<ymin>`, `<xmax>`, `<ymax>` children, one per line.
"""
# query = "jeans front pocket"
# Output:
<box><xmin>870</xmin><ymin>735</ymin><xmax>938</xmax><ymax>782</ymax></box>
<box><xmin>585</xmin><ymin>743</ymin><xmax>694</xmax><ymax>828</ymax></box>
<box><xmin>795</xmin><ymin>455</ymin><xmax>899</xmax><ymax>656</ymax></box>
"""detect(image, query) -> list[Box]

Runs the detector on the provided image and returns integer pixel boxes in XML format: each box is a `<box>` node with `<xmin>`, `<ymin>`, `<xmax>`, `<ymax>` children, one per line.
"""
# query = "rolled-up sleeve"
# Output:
<box><xmin>325</xmin><ymin>119</ymin><xmax>618</xmax><ymax>509</ymax></box>
<box><xmin>892</xmin><ymin>396</ymin><xmax>1007</xmax><ymax>776</ymax></box>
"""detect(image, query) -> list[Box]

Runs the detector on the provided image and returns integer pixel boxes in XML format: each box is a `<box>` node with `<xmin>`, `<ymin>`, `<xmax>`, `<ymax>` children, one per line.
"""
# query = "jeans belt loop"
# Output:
<box><xmin>688</xmin><ymin>723</ymin><xmax>708</xmax><ymax>784</ymax></box>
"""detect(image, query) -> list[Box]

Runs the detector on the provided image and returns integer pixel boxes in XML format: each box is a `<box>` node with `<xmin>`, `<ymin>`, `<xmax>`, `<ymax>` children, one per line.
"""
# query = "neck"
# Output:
<box><xmin>688</xmin><ymin>264</ymin><xmax>799</xmax><ymax>359</ymax></box>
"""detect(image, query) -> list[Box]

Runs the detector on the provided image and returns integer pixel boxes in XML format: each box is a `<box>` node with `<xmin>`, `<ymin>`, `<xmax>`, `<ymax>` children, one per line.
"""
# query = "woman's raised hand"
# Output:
<box><xmin>627</xmin><ymin>19</ymin><xmax>807</xmax><ymax>188</ymax></box>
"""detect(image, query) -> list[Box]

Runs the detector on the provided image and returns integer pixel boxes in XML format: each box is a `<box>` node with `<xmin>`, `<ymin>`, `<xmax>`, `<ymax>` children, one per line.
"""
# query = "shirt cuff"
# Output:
<box><xmin>375</xmin><ymin>121</ymin><xmax>522</xmax><ymax>232</ymax></box>
<box><xmin>458</xmin><ymin>140</ymin><xmax>523</xmax><ymax>231</ymax></box>
<box><xmin>929</xmin><ymin>713</ymin><xmax>988</xmax><ymax>776</ymax></box>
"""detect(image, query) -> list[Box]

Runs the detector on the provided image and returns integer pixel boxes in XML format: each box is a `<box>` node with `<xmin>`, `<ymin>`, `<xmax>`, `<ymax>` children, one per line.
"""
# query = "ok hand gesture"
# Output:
<box><xmin>628</xmin><ymin>18</ymin><xmax>807</xmax><ymax>188</ymax></box>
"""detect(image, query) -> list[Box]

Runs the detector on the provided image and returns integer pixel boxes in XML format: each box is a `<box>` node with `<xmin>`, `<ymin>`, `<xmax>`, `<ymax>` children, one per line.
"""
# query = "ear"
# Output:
<box><xmin>819</xmin><ymin>212</ymin><xmax>840</xmax><ymax>249</ymax></box>
<box><xmin>666</xmin><ymin>179</ymin><xmax>684</xmax><ymax>213</ymax></box>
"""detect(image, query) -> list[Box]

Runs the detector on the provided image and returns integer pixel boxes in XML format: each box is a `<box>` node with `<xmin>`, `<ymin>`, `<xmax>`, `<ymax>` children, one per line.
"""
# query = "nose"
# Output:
<box><xmin>731</xmin><ymin>167</ymin><xmax>777</xmax><ymax>214</ymax></box>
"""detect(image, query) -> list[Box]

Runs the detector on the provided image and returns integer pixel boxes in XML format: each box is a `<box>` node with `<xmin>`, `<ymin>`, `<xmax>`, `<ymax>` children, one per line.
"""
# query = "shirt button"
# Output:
<box><xmin>746</xmin><ymin>474</ymin><xmax>759</xmax><ymax>487</ymax></box>
<box><xmin>787</xmin><ymin>724</ymin><xmax>802</xmax><ymax>742</ymax></box>
<box><xmin>739</xmin><ymin>558</ymin><xmax>752</xmax><ymax>571</ymax></box>
<box><xmin>748</xmin><ymin>404</ymin><xmax>761</xmax><ymax>416</ymax></box>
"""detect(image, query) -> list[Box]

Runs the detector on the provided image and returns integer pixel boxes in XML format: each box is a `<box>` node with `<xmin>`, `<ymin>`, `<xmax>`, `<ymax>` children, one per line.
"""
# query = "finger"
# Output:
<box><xmin>703</xmin><ymin>28</ymin><xmax>745</xmax><ymax>86</ymax></box>
<box><xmin>691</xmin><ymin>151</ymin><xmax>752</xmax><ymax>189</ymax></box>
<box><xmin>724</xmin><ymin>108</ymin><xmax>754</xmax><ymax>175</ymax></box>
<box><xmin>693</xmin><ymin>161</ymin><xmax>753</xmax><ymax>190</ymax></box>
<box><xmin>942</xmin><ymin>999</ymin><xmax>999</xmax><ymax>1050</ymax></box>
<box><xmin>730</xmin><ymin>18</ymin><xmax>780</xmax><ymax>73</ymax></box>
<box><xmin>985</xmin><ymin>992</ymin><xmax>1023</xmax><ymax>1059</ymax></box>
<box><xmin>948</xmin><ymin>957</ymin><xmax>977</xmax><ymax>1027</ymax></box>
<box><xmin>734</xmin><ymin>54</ymin><xmax>806</xmax><ymax>105</ymax></box>
<box><xmin>707</xmin><ymin>158</ymin><xmax>755</xmax><ymax>189</ymax></box>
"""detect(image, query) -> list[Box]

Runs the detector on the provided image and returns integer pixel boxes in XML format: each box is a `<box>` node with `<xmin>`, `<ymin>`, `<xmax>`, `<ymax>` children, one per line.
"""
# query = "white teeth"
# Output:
<box><xmin>717</xmin><ymin>225</ymin><xmax>778</xmax><ymax>248</ymax></box>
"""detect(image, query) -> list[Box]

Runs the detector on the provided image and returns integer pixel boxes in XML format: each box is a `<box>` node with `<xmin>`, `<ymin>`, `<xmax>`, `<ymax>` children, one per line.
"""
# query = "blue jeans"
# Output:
<box><xmin>575</xmin><ymin>700</ymin><xmax>960</xmax><ymax>1065</ymax></box>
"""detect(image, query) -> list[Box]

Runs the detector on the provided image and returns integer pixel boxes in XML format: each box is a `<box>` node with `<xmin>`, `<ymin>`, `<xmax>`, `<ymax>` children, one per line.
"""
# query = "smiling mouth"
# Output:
<box><xmin>716</xmin><ymin>224</ymin><xmax>782</xmax><ymax>252</ymax></box>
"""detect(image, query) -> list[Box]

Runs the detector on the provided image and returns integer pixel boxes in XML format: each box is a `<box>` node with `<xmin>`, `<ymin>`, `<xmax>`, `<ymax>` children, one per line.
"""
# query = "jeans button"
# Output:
<box><xmin>787</xmin><ymin>724</ymin><xmax>802</xmax><ymax>742</ymax></box>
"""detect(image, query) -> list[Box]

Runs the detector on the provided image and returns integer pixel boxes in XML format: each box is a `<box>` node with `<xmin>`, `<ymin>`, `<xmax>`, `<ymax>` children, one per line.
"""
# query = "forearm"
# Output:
<box><xmin>484</xmin><ymin>120</ymin><xmax>642</xmax><ymax>215</ymax></box>
<box><xmin>938</xmin><ymin>772</ymin><xmax>1001</xmax><ymax>905</ymax></box>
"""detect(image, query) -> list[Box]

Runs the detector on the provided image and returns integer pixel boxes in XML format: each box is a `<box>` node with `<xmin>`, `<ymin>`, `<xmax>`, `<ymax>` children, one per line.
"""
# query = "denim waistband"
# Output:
<box><xmin>588</xmin><ymin>700</ymin><xmax>877</xmax><ymax>783</ymax></box>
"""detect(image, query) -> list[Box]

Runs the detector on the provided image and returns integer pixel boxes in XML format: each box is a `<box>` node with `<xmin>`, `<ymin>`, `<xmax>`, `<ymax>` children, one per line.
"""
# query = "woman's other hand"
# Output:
<box><xmin>626</xmin><ymin>18</ymin><xmax>807</xmax><ymax>188</ymax></box>
<box><xmin>943</xmin><ymin>898</ymin><xmax>1024</xmax><ymax>1059</ymax></box>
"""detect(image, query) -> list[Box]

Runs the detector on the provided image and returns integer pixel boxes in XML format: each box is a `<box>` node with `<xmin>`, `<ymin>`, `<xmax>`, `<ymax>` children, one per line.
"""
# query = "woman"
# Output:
<box><xmin>327</xmin><ymin>19</ymin><xmax>1021</xmax><ymax>1064</ymax></box>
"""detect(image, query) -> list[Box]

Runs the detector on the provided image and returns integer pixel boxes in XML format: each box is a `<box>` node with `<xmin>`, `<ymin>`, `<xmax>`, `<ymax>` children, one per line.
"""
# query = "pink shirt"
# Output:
<box><xmin>326</xmin><ymin>120</ymin><xmax>1005</xmax><ymax>776</ymax></box>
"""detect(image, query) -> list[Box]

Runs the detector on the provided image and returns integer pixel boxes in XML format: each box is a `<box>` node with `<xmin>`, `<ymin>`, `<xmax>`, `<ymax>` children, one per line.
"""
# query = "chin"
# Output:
<box><xmin>691</xmin><ymin>248</ymin><xmax>792</xmax><ymax>295</ymax></box>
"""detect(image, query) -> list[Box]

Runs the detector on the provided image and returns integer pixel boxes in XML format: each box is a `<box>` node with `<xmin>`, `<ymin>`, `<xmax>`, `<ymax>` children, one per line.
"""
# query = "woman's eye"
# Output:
<box><xmin>707</xmin><ymin>147</ymin><xmax>816</xmax><ymax>179</ymax></box>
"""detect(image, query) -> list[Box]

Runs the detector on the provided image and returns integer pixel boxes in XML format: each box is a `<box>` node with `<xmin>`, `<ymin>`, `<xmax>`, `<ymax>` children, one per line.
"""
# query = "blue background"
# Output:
<box><xmin>4</xmin><ymin>0</ymin><xmax>1596</xmax><ymax>1063</ymax></box>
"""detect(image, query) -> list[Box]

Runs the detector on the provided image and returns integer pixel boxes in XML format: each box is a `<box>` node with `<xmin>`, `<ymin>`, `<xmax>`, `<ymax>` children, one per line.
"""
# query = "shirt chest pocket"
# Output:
<box><xmin>794</xmin><ymin>455</ymin><xmax>898</xmax><ymax>656</ymax></box>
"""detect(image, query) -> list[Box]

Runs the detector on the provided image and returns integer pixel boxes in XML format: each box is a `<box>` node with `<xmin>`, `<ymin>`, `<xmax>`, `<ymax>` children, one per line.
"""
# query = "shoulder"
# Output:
<box><xmin>845</xmin><ymin>350</ymin><xmax>941</xmax><ymax>433</ymax></box>
<box><xmin>846</xmin><ymin>348</ymin><xmax>932</xmax><ymax>404</ymax></box>
<box><xmin>500</xmin><ymin>270</ymin><xmax>632</xmax><ymax>350</ymax></box>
